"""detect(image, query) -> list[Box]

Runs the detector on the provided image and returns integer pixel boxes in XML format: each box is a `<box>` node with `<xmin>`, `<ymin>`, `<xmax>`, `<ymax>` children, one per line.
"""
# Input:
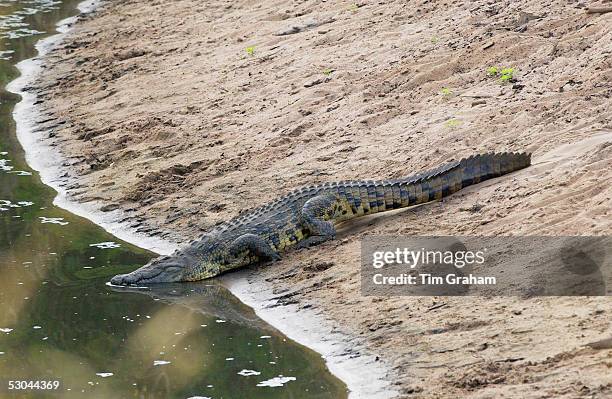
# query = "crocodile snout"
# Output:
<box><xmin>110</xmin><ymin>255</ymin><xmax>186</xmax><ymax>286</ymax></box>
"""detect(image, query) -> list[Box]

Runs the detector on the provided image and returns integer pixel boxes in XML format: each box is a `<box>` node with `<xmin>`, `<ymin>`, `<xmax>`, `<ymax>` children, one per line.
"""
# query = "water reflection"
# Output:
<box><xmin>111</xmin><ymin>283</ymin><xmax>272</xmax><ymax>329</ymax></box>
<box><xmin>0</xmin><ymin>1</ymin><xmax>347</xmax><ymax>398</ymax></box>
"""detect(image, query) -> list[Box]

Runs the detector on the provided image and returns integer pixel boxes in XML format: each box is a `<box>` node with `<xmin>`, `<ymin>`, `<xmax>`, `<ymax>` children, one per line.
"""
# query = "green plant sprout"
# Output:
<box><xmin>487</xmin><ymin>66</ymin><xmax>516</xmax><ymax>83</ymax></box>
<box><xmin>431</xmin><ymin>36</ymin><xmax>440</xmax><ymax>44</ymax></box>
<box><xmin>245</xmin><ymin>46</ymin><xmax>255</xmax><ymax>56</ymax></box>
<box><xmin>323</xmin><ymin>68</ymin><xmax>333</xmax><ymax>76</ymax></box>
<box><xmin>349</xmin><ymin>3</ymin><xmax>359</xmax><ymax>12</ymax></box>
<box><xmin>445</xmin><ymin>119</ymin><xmax>462</xmax><ymax>128</ymax></box>
<box><xmin>440</xmin><ymin>87</ymin><xmax>453</xmax><ymax>96</ymax></box>
<box><xmin>499</xmin><ymin>67</ymin><xmax>515</xmax><ymax>83</ymax></box>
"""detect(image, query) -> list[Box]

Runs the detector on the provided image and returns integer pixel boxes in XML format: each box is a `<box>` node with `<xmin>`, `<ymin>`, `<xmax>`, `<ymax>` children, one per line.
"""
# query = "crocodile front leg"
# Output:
<box><xmin>297</xmin><ymin>194</ymin><xmax>338</xmax><ymax>248</ymax></box>
<box><xmin>229</xmin><ymin>233</ymin><xmax>281</xmax><ymax>263</ymax></box>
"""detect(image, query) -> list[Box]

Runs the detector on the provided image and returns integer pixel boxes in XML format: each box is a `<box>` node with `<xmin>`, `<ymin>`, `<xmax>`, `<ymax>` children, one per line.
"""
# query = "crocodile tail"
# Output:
<box><xmin>346</xmin><ymin>152</ymin><xmax>529</xmax><ymax>216</ymax></box>
<box><xmin>398</xmin><ymin>151</ymin><xmax>531</xmax><ymax>207</ymax></box>
<box><xmin>329</xmin><ymin>152</ymin><xmax>530</xmax><ymax>220</ymax></box>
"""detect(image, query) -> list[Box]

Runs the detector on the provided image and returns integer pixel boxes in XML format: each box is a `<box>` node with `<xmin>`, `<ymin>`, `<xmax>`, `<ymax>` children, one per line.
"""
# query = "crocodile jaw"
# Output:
<box><xmin>110</xmin><ymin>255</ymin><xmax>186</xmax><ymax>286</ymax></box>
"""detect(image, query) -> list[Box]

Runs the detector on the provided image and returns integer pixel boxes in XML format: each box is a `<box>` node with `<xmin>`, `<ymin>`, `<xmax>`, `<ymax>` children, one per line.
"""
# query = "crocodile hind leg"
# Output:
<box><xmin>297</xmin><ymin>194</ymin><xmax>338</xmax><ymax>248</ymax></box>
<box><xmin>229</xmin><ymin>233</ymin><xmax>281</xmax><ymax>262</ymax></box>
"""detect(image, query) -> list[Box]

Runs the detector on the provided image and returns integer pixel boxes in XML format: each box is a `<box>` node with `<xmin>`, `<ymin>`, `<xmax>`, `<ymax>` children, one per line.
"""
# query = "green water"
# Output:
<box><xmin>0</xmin><ymin>1</ymin><xmax>347</xmax><ymax>398</ymax></box>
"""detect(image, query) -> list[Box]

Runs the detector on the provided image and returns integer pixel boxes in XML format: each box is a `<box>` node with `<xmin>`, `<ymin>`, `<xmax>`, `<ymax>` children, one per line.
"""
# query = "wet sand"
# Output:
<box><xmin>28</xmin><ymin>0</ymin><xmax>612</xmax><ymax>397</ymax></box>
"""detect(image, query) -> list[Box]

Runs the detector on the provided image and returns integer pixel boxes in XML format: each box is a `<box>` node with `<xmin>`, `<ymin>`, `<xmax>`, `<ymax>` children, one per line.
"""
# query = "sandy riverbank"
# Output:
<box><xmin>29</xmin><ymin>0</ymin><xmax>611</xmax><ymax>397</ymax></box>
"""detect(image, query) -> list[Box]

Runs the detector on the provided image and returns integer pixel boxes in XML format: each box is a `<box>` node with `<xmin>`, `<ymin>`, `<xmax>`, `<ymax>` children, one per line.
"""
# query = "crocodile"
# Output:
<box><xmin>110</xmin><ymin>152</ymin><xmax>531</xmax><ymax>286</ymax></box>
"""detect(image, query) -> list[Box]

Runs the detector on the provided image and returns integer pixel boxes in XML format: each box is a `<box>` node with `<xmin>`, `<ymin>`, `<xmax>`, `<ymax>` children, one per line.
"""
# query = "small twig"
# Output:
<box><xmin>425</xmin><ymin>302</ymin><xmax>448</xmax><ymax>312</ymax></box>
<box><xmin>586</xmin><ymin>7</ymin><xmax>612</xmax><ymax>14</ymax></box>
<box><xmin>495</xmin><ymin>357</ymin><xmax>525</xmax><ymax>363</ymax></box>
<box><xmin>278</xmin><ymin>98</ymin><xmax>299</xmax><ymax>111</ymax></box>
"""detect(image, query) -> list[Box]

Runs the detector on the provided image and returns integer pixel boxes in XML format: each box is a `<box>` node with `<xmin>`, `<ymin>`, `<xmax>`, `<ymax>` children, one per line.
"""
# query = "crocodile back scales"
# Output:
<box><xmin>205</xmin><ymin>152</ymin><xmax>531</xmax><ymax>252</ymax></box>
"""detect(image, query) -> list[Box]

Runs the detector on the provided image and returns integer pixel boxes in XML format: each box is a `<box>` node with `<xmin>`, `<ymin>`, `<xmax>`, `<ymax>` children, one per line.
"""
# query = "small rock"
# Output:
<box><xmin>275</xmin><ymin>18</ymin><xmax>335</xmax><ymax>36</ymax></box>
<box><xmin>115</xmin><ymin>49</ymin><xmax>147</xmax><ymax>61</ymax></box>
<box><xmin>100</xmin><ymin>203</ymin><xmax>120</xmax><ymax>212</ymax></box>
<box><xmin>304</xmin><ymin>77</ymin><xmax>329</xmax><ymax>88</ymax></box>
<box><xmin>477</xmin><ymin>342</ymin><xmax>489</xmax><ymax>351</ymax></box>
<box><xmin>304</xmin><ymin>261</ymin><xmax>335</xmax><ymax>272</ymax></box>
<box><xmin>404</xmin><ymin>385</ymin><xmax>423</xmax><ymax>394</ymax></box>
<box><xmin>585</xmin><ymin>337</ymin><xmax>612</xmax><ymax>350</ymax></box>
<box><xmin>517</xmin><ymin>11</ymin><xmax>541</xmax><ymax>25</ymax></box>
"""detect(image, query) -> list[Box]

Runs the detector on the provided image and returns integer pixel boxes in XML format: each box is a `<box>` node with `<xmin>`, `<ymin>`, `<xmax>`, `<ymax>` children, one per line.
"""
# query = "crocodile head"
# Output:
<box><xmin>110</xmin><ymin>234</ymin><xmax>243</xmax><ymax>286</ymax></box>
<box><xmin>110</xmin><ymin>252</ymin><xmax>193</xmax><ymax>286</ymax></box>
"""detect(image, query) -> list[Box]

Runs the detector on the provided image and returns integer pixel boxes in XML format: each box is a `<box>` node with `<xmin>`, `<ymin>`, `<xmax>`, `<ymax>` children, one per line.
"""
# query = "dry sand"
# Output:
<box><xmin>31</xmin><ymin>0</ymin><xmax>611</xmax><ymax>397</ymax></box>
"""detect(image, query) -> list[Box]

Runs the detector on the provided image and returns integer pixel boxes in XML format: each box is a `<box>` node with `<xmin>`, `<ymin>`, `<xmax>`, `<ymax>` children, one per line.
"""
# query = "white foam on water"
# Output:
<box><xmin>256</xmin><ymin>375</ymin><xmax>296</xmax><ymax>388</ymax></box>
<box><xmin>39</xmin><ymin>217</ymin><xmax>69</xmax><ymax>225</ymax></box>
<box><xmin>10</xmin><ymin>170</ymin><xmax>32</xmax><ymax>176</ymax></box>
<box><xmin>0</xmin><ymin>199</ymin><xmax>34</xmax><ymax>210</ymax></box>
<box><xmin>153</xmin><ymin>360</ymin><xmax>171</xmax><ymax>366</ymax></box>
<box><xmin>89</xmin><ymin>241</ymin><xmax>121</xmax><ymax>249</ymax></box>
<box><xmin>237</xmin><ymin>369</ymin><xmax>261</xmax><ymax>376</ymax></box>
<box><xmin>0</xmin><ymin>158</ymin><xmax>13</xmax><ymax>171</ymax></box>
